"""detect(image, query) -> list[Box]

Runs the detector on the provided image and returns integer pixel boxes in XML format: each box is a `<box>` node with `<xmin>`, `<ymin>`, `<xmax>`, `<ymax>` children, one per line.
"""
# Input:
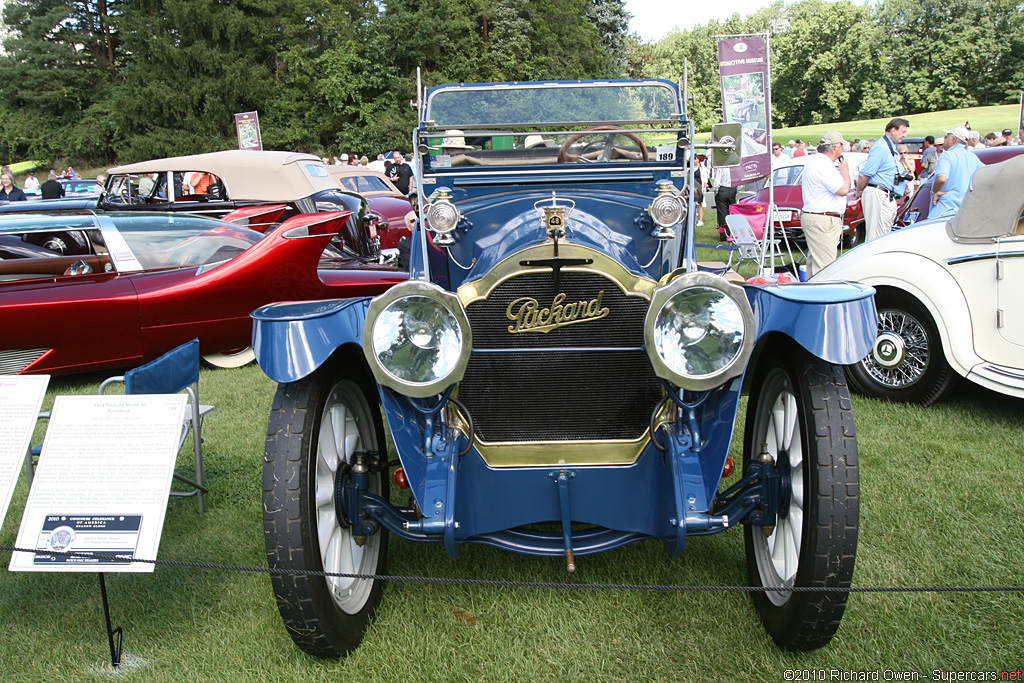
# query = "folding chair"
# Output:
<box><xmin>725</xmin><ymin>214</ymin><xmax>788</xmax><ymax>273</ymax></box>
<box><xmin>97</xmin><ymin>339</ymin><xmax>214</xmax><ymax>512</ymax></box>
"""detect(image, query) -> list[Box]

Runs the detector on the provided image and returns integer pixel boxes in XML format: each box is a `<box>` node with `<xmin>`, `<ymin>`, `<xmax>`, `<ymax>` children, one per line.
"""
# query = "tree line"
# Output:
<box><xmin>0</xmin><ymin>0</ymin><xmax>1021</xmax><ymax>166</ymax></box>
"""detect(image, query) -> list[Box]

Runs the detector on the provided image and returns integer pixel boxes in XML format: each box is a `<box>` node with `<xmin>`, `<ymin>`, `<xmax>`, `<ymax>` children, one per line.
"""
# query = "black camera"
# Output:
<box><xmin>895</xmin><ymin>170</ymin><xmax>914</xmax><ymax>183</ymax></box>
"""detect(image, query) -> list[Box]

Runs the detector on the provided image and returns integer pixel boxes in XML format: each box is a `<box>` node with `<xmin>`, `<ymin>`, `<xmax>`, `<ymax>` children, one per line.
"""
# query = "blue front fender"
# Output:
<box><xmin>252</xmin><ymin>298</ymin><xmax>371</xmax><ymax>383</ymax></box>
<box><xmin>745</xmin><ymin>281</ymin><xmax>877</xmax><ymax>365</ymax></box>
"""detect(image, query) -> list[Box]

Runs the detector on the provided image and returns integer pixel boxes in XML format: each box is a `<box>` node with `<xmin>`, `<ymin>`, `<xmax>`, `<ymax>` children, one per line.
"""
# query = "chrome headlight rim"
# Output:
<box><xmin>643</xmin><ymin>272</ymin><xmax>756</xmax><ymax>391</ymax></box>
<box><xmin>647</xmin><ymin>191</ymin><xmax>686</xmax><ymax>228</ymax></box>
<box><xmin>425</xmin><ymin>187</ymin><xmax>460</xmax><ymax>235</ymax></box>
<box><xmin>362</xmin><ymin>280</ymin><xmax>473</xmax><ymax>398</ymax></box>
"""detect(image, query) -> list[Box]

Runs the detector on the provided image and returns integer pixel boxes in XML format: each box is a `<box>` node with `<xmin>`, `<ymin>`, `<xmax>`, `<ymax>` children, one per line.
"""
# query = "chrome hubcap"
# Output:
<box><xmin>862</xmin><ymin>309</ymin><xmax>929</xmax><ymax>388</ymax></box>
<box><xmin>872</xmin><ymin>332</ymin><xmax>905</xmax><ymax>368</ymax></box>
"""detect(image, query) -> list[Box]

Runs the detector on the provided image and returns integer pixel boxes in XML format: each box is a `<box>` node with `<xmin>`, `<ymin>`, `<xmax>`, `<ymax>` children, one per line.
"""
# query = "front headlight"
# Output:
<box><xmin>363</xmin><ymin>280</ymin><xmax>472</xmax><ymax>397</ymax></box>
<box><xmin>644</xmin><ymin>272</ymin><xmax>756</xmax><ymax>390</ymax></box>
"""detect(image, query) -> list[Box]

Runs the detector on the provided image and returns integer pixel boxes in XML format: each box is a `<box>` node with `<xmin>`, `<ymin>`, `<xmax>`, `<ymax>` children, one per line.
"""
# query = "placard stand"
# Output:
<box><xmin>99</xmin><ymin>573</ymin><xmax>123</xmax><ymax>668</ymax></box>
<box><xmin>9</xmin><ymin>394</ymin><xmax>187</xmax><ymax>668</ymax></box>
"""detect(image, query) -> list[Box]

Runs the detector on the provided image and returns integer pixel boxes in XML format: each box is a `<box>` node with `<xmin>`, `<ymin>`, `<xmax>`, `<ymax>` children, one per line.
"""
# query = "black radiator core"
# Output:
<box><xmin>460</xmin><ymin>270</ymin><xmax>662</xmax><ymax>442</ymax></box>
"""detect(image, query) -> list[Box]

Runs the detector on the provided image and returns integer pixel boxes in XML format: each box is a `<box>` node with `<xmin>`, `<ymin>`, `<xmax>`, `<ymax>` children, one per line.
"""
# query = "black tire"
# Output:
<box><xmin>264</xmin><ymin>360</ymin><xmax>389</xmax><ymax>658</ymax></box>
<box><xmin>744</xmin><ymin>345</ymin><xmax>858</xmax><ymax>651</ymax></box>
<box><xmin>845</xmin><ymin>290</ymin><xmax>956</xmax><ymax>406</ymax></box>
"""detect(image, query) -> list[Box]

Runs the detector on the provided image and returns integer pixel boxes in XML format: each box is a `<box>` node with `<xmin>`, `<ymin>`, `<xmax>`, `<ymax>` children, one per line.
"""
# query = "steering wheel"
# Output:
<box><xmin>557</xmin><ymin>125</ymin><xmax>650</xmax><ymax>163</ymax></box>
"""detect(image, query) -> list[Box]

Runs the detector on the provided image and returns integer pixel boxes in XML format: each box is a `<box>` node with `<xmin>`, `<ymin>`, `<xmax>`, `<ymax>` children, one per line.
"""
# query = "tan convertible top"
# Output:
<box><xmin>948</xmin><ymin>154</ymin><xmax>1024</xmax><ymax>243</ymax></box>
<box><xmin>108</xmin><ymin>150</ymin><xmax>339</xmax><ymax>202</ymax></box>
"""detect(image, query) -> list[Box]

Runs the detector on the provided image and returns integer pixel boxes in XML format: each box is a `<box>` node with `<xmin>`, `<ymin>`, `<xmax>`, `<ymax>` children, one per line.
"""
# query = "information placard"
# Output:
<box><xmin>0</xmin><ymin>375</ymin><xmax>50</xmax><ymax>530</ymax></box>
<box><xmin>9</xmin><ymin>394</ymin><xmax>186</xmax><ymax>573</ymax></box>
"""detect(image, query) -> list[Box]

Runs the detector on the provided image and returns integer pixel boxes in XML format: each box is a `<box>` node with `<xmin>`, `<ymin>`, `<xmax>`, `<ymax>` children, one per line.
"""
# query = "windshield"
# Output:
<box><xmin>422</xmin><ymin>81</ymin><xmax>681</xmax><ymax>170</ymax></box>
<box><xmin>109</xmin><ymin>213</ymin><xmax>264</xmax><ymax>269</ymax></box>
<box><xmin>427</xmin><ymin>82</ymin><xmax>679</xmax><ymax>127</ymax></box>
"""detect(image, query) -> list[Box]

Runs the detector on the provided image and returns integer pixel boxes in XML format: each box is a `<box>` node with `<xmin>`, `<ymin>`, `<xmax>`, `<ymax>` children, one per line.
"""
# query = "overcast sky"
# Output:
<box><xmin>623</xmin><ymin>0</ymin><xmax>870</xmax><ymax>43</ymax></box>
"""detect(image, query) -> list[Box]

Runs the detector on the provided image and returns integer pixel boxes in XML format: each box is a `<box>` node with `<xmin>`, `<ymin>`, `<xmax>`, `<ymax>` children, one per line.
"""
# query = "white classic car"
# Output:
<box><xmin>812</xmin><ymin>154</ymin><xmax>1024</xmax><ymax>405</ymax></box>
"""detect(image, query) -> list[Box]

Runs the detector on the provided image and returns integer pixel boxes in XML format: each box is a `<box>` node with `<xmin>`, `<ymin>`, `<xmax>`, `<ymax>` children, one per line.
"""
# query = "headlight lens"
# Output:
<box><xmin>363</xmin><ymin>281</ymin><xmax>473</xmax><ymax>397</ymax></box>
<box><xmin>653</xmin><ymin>287</ymin><xmax>745</xmax><ymax>377</ymax></box>
<box><xmin>644</xmin><ymin>273</ymin><xmax>755</xmax><ymax>390</ymax></box>
<box><xmin>372</xmin><ymin>296</ymin><xmax>462</xmax><ymax>383</ymax></box>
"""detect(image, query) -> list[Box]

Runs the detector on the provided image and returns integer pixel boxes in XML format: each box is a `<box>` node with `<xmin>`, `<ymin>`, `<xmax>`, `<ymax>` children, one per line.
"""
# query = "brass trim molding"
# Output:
<box><xmin>457</xmin><ymin>242</ymin><xmax>657</xmax><ymax>307</ymax></box>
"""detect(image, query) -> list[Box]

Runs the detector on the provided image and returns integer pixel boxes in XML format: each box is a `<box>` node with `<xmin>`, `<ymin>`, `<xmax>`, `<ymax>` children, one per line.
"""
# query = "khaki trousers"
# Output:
<box><xmin>862</xmin><ymin>185</ymin><xmax>897</xmax><ymax>241</ymax></box>
<box><xmin>801</xmin><ymin>212</ymin><xmax>842</xmax><ymax>277</ymax></box>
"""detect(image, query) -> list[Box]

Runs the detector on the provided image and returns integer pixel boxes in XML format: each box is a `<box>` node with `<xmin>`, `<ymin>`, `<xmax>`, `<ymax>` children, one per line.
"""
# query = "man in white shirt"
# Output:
<box><xmin>800</xmin><ymin>131</ymin><xmax>851</xmax><ymax>276</ymax></box>
<box><xmin>771</xmin><ymin>142</ymin><xmax>787</xmax><ymax>168</ymax></box>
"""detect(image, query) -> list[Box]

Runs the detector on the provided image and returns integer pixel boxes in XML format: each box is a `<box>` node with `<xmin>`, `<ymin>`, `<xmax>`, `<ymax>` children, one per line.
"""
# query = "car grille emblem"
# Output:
<box><xmin>506</xmin><ymin>291</ymin><xmax>609</xmax><ymax>334</ymax></box>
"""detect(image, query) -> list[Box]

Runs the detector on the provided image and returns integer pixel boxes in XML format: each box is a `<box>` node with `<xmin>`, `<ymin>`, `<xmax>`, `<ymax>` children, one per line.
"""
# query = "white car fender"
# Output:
<box><xmin>815</xmin><ymin>250</ymin><xmax>977</xmax><ymax>378</ymax></box>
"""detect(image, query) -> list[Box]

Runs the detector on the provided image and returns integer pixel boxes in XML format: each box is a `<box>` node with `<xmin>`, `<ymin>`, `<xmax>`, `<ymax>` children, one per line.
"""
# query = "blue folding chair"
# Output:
<box><xmin>97</xmin><ymin>339</ymin><xmax>214</xmax><ymax>512</ymax></box>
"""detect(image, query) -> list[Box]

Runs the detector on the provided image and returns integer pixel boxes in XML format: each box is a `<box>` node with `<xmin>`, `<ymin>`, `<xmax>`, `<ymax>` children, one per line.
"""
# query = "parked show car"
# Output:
<box><xmin>252</xmin><ymin>78</ymin><xmax>877</xmax><ymax>657</ymax></box>
<box><xmin>0</xmin><ymin>211</ymin><xmax>406</xmax><ymax>375</ymax></box>
<box><xmin>327</xmin><ymin>165</ymin><xmax>413</xmax><ymax>250</ymax></box>
<box><xmin>813</xmin><ymin>154</ymin><xmax>1024</xmax><ymax>405</ymax></box>
<box><xmin>0</xmin><ymin>151</ymin><xmax>388</xmax><ymax>265</ymax></box>
<box><xmin>894</xmin><ymin>146</ymin><xmax>1024</xmax><ymax>227</ymax></box>
<box><xmin>738</xmin><ymin>152</ymin><xmax>869</xmax><ymax>250</ymax></box>
<box><xmin>60</xmin><ymin>178</ymin><xmax>103</xmax><ymax>198</ymax></box>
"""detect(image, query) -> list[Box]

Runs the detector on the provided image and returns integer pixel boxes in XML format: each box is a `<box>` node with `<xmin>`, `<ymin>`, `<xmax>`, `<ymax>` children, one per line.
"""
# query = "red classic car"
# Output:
<box><xmin>0</xmin><ymin>210</ymin><xmax>406</xmax><ymax>375</ymax></box>
<box><xmin>0</xmin><ymin>151</ymin><xmax>390</xmax><ymax>265</ymax></box>
<box><xmin>327</xmin><ymin>165</ymin><xmax>413</xmax><ymax>251</ymax></box>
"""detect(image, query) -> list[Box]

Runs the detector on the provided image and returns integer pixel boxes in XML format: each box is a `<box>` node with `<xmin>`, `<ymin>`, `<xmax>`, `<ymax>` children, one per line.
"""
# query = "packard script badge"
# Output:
<box><xmin>506</xmin><ymin>291</ymin><xmax>609</xmax><ymax>334</ymax></box>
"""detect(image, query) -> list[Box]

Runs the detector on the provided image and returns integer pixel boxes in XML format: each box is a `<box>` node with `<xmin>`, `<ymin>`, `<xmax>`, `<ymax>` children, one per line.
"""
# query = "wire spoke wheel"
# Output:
<box><xmin>264</xmin><ymin>358</ymin><xmax>388</xmax><ymax>658</ymax></box>
<box><xmin>744</xmin><ymin>345</ymin><xmax>858</xmax><ymax>651</ymax></box>
<box><xmin>846</xmin><ymin>291</ymin><xmax>956</xmax><ymax>405</ymax></box>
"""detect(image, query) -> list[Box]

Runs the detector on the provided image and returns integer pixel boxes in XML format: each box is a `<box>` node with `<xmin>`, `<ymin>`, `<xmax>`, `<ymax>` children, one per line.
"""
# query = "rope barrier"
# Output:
<box><xmin>3</xmin><ymin>544</ymin><xmax>1021</xmax><ymax>594</ymax></box>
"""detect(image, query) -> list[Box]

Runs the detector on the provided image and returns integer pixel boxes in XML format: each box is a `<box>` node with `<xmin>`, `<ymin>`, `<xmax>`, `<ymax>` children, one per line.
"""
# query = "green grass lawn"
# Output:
<box><xmin>1</xmin><ymin>360</ymin><xmax>1022</xmax><ymax>682</ymax></box>
<box><xmin>694</xmin><ymin>103</ymin><xmax>1021</xmax><ymax>147</ymax></box>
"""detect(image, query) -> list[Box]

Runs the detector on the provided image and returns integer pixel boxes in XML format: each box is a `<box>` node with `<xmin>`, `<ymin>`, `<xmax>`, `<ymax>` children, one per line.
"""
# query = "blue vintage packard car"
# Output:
<box><xmin>253</xmin><ymin>79</ymin><xmax>877</xmax><ymax>656</ymax></box>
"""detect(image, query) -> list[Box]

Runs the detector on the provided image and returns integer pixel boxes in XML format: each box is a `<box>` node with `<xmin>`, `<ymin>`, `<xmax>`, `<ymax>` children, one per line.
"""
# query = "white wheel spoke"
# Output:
<box><xmin>782</xmin><ymin>393</ymin><xmax>797</xmax><ymax>450</ymax></box>
<box><xmin>330</xmin><ymin>405</ymin><xmax>349</xmax><ymax>464</ymax></box>
<box><xmin>771</xmin><ymin>398</ymin><xmax>786</xmax><ymax>452</ymax></box>
<box><xmin>319</xmin><ymin>409</ymin><xmax>340</xmax><ymax>473</ymax></box>
<box><xmin>790</xmin><ymin>475</ymin><xmax>804</xmax><ymax>509</ymax></box>
<box><xmin>325</xmin><ymin>527</ymin><xmax>345</xmax><ymax>597</ymax></box>
<box><xmin>771</xmin><ymin>529</ymin><xmax>785</xmax><ymax>564</ymax></box>
<box><xmin>317</xmin><ymin>508</ymin><xmax>334</xmax><ymax>551</ymax></box>
<box><xmin>315</xmin><ymin>479</ymin><xmax>334</xmax><ymax>508</ymax></box>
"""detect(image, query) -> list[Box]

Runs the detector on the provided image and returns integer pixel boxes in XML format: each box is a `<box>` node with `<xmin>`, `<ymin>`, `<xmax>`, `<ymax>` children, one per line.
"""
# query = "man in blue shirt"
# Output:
<box><xmin>853</xmin><ymin>117</ymin><xmax>910</xmax><ymax>241</ymax></box>
<box><xmin>931</xmin><ymin>126</ymin><xmax>983</xmax><ymax>218</ymax></box>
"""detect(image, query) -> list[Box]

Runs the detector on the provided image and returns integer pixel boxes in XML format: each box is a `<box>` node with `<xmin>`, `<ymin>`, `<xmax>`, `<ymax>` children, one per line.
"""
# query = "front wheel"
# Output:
<box><xmin>744</xmin><ymin>346</ymin><xmax>858</xmax><ymax>651</ymax></box>
<box><xmin>264</xmin><ymin>363</ymin><xmax>389</xmax><ymax>657</ymax></box>
<box><xmin>845</xmin><ymin>291</ymin><xmax>956</xmax><ymax>406</ymax></box>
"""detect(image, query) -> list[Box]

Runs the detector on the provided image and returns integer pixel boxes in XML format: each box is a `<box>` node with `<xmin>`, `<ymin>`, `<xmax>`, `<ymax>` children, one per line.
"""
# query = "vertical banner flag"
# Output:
<box><xmin>717</xmin><ymin>36</ymin><xmax>770</xmax><ymax>185</ymax></box>
<box><xmin>234</xmin><ymin>111</ymin><xmax>263</xmax><ymax>151</ymax></box>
